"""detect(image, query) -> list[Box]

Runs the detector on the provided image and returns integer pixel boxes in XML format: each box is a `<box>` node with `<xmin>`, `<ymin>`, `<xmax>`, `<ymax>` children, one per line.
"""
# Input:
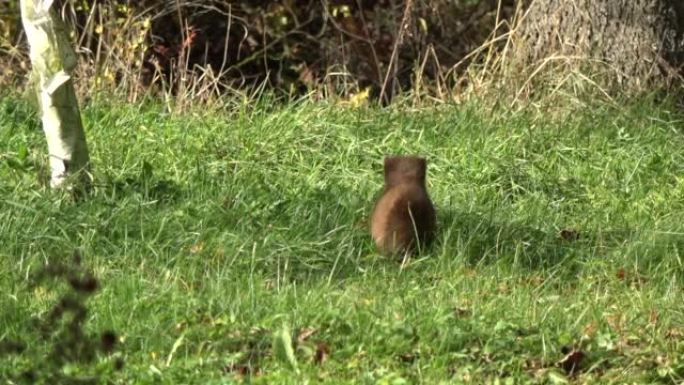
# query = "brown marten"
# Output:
<box><xmin>371</xmin><ymin>156</ymin><xmax>436</xmax><ymax>256</ymax></box>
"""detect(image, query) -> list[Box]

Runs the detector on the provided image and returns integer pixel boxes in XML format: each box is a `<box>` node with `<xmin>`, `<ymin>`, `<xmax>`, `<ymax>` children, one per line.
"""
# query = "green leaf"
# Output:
<box><xmin>547</xmin><ymin>369</ymin><xmax>569</xmax><ymax>384</ymax></box>
<box><xmin>6</xmin><ymin>157</ymin><xmax>25</xmax><ymax>171</ymax></box>
<box><xmin>272</xmin><ymin>323</ymin><xmax>299</xmax><ymax>373</ymax></box>
<box><xmin>17</xmin><ymin>144</ymin><xmax>28</xmax><ymax>161</ymax></box>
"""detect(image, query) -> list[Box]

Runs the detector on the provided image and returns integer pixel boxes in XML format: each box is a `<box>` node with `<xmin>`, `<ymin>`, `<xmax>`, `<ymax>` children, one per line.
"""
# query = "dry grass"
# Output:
<box><xmin>2</xmin><ymin>0</ymin><xmax>682</xmax><ymax>112</ymax></box>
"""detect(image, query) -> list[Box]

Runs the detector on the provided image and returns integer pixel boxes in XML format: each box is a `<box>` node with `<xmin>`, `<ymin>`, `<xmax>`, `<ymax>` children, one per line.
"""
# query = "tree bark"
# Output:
<box><xmin>516</xmin><ymin>0</ymin><xmax>683</xmax><ymax>92</ymax></box>
<box><xmin>20</xmin><ymin>0</ymin><xmax>91</xmax><ymax>191</ymax></box>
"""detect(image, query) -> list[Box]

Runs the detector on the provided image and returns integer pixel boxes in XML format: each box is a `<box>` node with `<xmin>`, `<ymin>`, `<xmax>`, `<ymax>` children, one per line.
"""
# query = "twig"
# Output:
<box><xmin>379</xmin><ymin>0</ymin><xmax>413</xmax><ymax>104</ymax></box>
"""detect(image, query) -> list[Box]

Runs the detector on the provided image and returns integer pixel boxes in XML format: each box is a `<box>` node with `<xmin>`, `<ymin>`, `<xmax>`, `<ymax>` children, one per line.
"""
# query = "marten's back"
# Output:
<box><xmin>371</xmin><ymin>183</ymin><xmax>436</xmax><ymax>256</ymax></box>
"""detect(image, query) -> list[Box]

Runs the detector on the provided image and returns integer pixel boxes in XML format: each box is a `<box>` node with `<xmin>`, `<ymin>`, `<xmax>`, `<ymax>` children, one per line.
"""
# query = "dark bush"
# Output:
<box><xmin>2</xmin><ymin>0</ymin><xmax>515</xmax><ymax>101</ymax></box>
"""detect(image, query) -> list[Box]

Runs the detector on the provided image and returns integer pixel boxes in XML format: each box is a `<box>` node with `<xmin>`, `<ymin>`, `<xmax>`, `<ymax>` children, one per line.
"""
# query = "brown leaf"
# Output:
<box><xmin>582</xmin><ymin>322</ymin><xmax>597</xmax><ymax>338</ymax></box>
<box><xmin>649</xmin><ymin>309</ymin><xmax>658</xmax><ymax>325</ymax></box>
<box><xmin>398</xmin><ymin>352</ymin><xmax>417</xmax><ymax>363</ymax></box>
<box><xmin>497</xmin><ymin>282</ymin><xmax>509</xmax><ymax>294</ymax></box>
<box><xmin>264</xmin><ymin>280</ymin><xmax>275</xmax><ymax>291</ymax></box>
<box><xmin>114</xmin><ymin>357</ymin><xmax>125</xmax><ymax>371</ymax></box>
<box><xmin>100</xmin><ymin>330</ymin><xmax>118</xmax><ymax>353</ymax></box>
<box><xmin>616</xmin><ymin>268</ymin><xmax>648</xmax><ymax>287</ymax></box>
<box><xmin>68</xmin><ymin>274</ymin><xmax>99</xmax><ymax>293</ymax></box>
<box><xmin>181</xmin><ymin>26</ymin><xmax>198</xmax><ymax>51</ymax></box>
<box><xmin>314</xmin><ymin>342</ymin><xmax>330</xmax><ymax>365</ymax></box>
<box><xmin>665</xmin><ymin>328</ymin><xmax>683</xmax><ymax>339</ymax></box>
<box><xmin>453</xmin><ymin>306</ymin><xmax>471</xmax><ymax>317</ymax></box>
<box><xmin>72</xmin><ymin>249</ymin><xmax>82</xmax><ymax>265</ymax></box>
<box><xmin>559</xmin><ymin>228</ymin><xmax>580</xmax><ymax>241</ymax></box>
<box><xmin>189</xmin><ymin>242</ymin><xmax>204</xmax><ymax>254</ymax></box>
<box><xmin>525</xmin><ymin>274</ymin><xmax>545</xmax><ymax>286</ymax></box>
<box><xmin>222</xmin><ymin>196</ymin><xmax>235</xmax><ymax>209</ymax></box>
<box><xmin>558</xmin><ymin>348</ymin><xmax>585</xmax><ymax>375</ymax></box>
<box><xmin>223</xmin><ymin>361</ymin><xmax>261</xmax><ymax>378</ymax></box>
<box><xmin>523</xmin><ymin>357</ymin><xmax>544</xmax><ymax>371</ymax></box>
<box><xmin>297</xmin><ymin>327</ymin><xmax>318</xmax><ymax>343</ymax></box>
<box><xmin>606</xmin><ymin>313</ymin><xmax>624</xmax><ymax>333</ymax></box>
<box><xmin>223</xmin><ymin>362</ymin><xmax>249</xmax><ymax>376</ymax></box>
<box><xmin>298</xmin><ymin>63</ymin><xmax>315</xmax><ymax>86</ymax></box>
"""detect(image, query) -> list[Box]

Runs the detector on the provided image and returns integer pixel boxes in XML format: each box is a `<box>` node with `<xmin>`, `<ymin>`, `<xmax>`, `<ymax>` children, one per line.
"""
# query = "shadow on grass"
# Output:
<box><xmin>0</xmin><ymin>251</ymin><xmax>122</xmax><ymax>383</ymax></box>
<box><xmin>244</xmin><ymin>183</ymin><xmax>374</xmax><ymax>280</ymax></box>
<box><xmin>97</xmin><ymin>160</ymin><xmax>183</xmax><ymax>204</ymax></box>
<box><xmin>449</xmin><ymin>212</ymin><xmax>684</xmax><ymax>278</ymax></box>
<box><xmin>437</xmin><ymin>208</ymin><xmax>629</xmax><ymax>271</ymax></box>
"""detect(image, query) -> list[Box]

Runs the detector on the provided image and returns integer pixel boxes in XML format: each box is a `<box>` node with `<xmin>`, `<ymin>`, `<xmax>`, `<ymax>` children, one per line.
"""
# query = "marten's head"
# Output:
<box><xmin>383</xmin><ymin>156</ymin><xmax>427</xmax><ymax>188</ymax></box>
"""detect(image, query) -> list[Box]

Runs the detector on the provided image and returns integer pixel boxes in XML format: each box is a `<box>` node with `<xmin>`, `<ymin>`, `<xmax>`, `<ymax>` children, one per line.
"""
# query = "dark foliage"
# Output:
<box><xmin>4</xmin><ymin>0</ymin><xmax>515</xmax><ymax>100</ymax></box>
<box><xmin>0</xmin><ymin>250</ymin><xmax>121</xmax><ymax>384</ymax></box>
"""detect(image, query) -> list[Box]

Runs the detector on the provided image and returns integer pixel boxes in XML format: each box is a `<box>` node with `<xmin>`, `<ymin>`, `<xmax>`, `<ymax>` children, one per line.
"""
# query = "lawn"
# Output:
<box><xmin>1</xmin><ymin>95</ymin><xmax>683</xmax><ymax>384</ymax></box>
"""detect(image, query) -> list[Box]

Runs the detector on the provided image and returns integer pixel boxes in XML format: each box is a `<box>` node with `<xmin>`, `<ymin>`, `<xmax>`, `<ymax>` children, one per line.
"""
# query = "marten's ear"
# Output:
<box><xmin>416</xmin><ymin>157</ymin><xmax>427</xmax><ymax>181</ymax></box>
<box><xmin>417</xmin><ymin>157</ymin><xmax>427</xmax><ymax>172</ymax></box>
<box><xmin>384</xmin><ymin>156</ymin><xmax>398</xmax><ymax>175</ymax></box>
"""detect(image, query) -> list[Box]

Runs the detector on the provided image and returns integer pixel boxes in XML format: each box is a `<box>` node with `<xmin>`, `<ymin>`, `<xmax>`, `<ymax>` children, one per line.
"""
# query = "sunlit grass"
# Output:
<box><xmin>1</xmin><ymin>95</ymin><xmax>683</xmax><ymax>383</ymax></box>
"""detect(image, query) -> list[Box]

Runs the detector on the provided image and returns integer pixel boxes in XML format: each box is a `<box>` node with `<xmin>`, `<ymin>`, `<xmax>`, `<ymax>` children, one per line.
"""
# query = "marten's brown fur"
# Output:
<box><xmin>370</xmin><ymin>156</ymin><xmax>436</xmax><ymax>256</ymax></box>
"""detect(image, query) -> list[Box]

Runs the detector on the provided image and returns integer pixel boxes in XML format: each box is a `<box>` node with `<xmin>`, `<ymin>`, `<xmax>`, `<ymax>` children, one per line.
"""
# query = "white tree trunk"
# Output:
<box><xmin>20</xmin><ymin>0</ymin><xmax>90</xmax><ymax>190</ymax></box>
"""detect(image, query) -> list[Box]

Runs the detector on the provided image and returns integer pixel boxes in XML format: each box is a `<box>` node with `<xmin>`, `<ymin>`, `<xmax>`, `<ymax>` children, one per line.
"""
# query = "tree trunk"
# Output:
<box><xmin>20</xmin><ymin>0</ymin><xmax>91</xmax><ymax>191</ymax></box>
<box><xmin>515</xmin><ymin>0</ymin><xmax>683</xmax><ymax>93</ymax></box>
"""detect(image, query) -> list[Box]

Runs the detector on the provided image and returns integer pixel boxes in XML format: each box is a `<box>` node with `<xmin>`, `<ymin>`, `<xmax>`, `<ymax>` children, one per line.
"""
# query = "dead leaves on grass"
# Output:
<box><xmin>295</xmin><ymin>327</ymin><xmax>331</xmax><ymax>366</ymax></box>
<box><xmin>558</xmin><ymin>228</ymin><xmax>581</xmax><ymax>242</ymax></box>
<box><xmin>296</xmin><ymin>327</ymin><xmax>318</xmax><ymax>343</ymax></box>
<box><xmin>557</xmin><ymin>346</ymin><xmax>586</xmax><ymax>375</ymax></box>
<box><xmin>221</xmin><ymin>327</ymin><xmax>270</xmax><ymax>378</ymax></box>
<box><xmin>615</xmin><ymin>267</ymin><xmax>648</xmax><ymax>287</ymax></box>
<box><xmin>314</xmin><ymin>342</ymin><xmax>330</xmax><ymax>365</ymax></box>
<box><xmin>222</xmin><ymin>325</ymin><xmax>331</xmax><ymax>379</ymax></box>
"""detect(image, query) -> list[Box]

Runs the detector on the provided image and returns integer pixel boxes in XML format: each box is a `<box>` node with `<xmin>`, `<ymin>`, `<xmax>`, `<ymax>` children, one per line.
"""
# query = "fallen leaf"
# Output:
<box><xmin>68</xmin><ymin>274</ymin><xmax>98</xmax><ymax>293</ymax></box>
<box><xmin>296</xmin><ymin>327</ymin><xmax>318</xmax><ymax>343</ymax></box>
<box><xmin>649</xmin><ymin>309</ymin><xmax>658</xmax><ymax>325</ymax></box>
<box><xmin>114</xmin><ymin>357</ymin><xmax>125</xmax><ymax>371</ymax></box>
<box><xmin>314</xmin><ymin>342</ymin><xmax>330</xmax><ymax>365</ymax></box>
<box><xmin>559</xmin><ymin>228</ymin><xmax>580</xmax><ymax>241</ymax></box>
<box><xmin>453</xmin><ymin>306</ymin><xmax>471</xmax><ymax>317</ymax></box>
<box><xmin>665</xmin><ymin>328</ymin><xmax>683</xmax><ymax>339</ymax></box>
<box><xmin>615</xmin><ymin>268</ymin><xmax>648</xmax><ymax>287</ymax></box>
<box><xmin>72</xmin><ymin>249</ymin><xmax>82</xmax><ymax>265</ymax></box>
<box><xmin>498</xmin><ymin>282</ymin><xmax>510</xmax><ymax>293</ymax></box>
<box><xmin>100</xmin><ymin>330</ymin><xmax>118</xmax><ymax>353</ymax></box>
<box><xmin>189</xmin><ymin>242</ymin><xmax>204</xmax><ymax>254</ymax></box>
<box><xmin>557</xmin><ymin>348</ymin><xmax>585</xmax><ymax>375</ymax></box>
<box><xmin>525</xmin><ymin>274</ymin><xmax>545</xmax><ymax>286</ymax></box>
<box><xmin>398</xmin><ymin>352</ymin><xmax>417</xmax><ymax>363</ymax></box>
<box><xmin>222</xmin><ymin>196</ymin><xmax>235</xmax><ymax>209</ymax></box>
<box><xmin>223</xmin><ymin>362</ymin><xmax>253</xmax><ymax>378</ymax></box>
<box><xmin>582</xmin><ymin>322</ymin><xmax>597</xmax><ymax>339</ymax></box>
<box><xmin>606</xmin><ymin>313</ymin><xmax>624</xmax><ymax>333</ymax></box>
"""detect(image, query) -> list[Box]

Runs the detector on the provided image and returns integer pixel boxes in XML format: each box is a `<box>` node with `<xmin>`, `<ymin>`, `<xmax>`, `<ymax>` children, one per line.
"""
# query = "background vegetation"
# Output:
<box><xmin>2</xmin><ymin>0</ymin><xmax>517</xmax><ymax>103</ymax></box>
<box><xmin>2</xmin><ymin>0</ymin><xmax>681</xmax><ymax>107</ymax></box>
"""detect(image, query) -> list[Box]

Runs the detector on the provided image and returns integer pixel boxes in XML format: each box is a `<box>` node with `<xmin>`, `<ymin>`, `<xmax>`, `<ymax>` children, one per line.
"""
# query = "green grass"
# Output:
<box><xmin>1</xmin><ymin>95</ymin><xmax>684</xmax><ymax>384</ymax></box>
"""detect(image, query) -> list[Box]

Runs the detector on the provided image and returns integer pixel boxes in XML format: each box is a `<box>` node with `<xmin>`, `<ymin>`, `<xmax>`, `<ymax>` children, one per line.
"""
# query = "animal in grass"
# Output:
<box><xmin>370</xmin><ymin>155</ymin><xmax>436</xmax><ymax>256</ymax></box>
